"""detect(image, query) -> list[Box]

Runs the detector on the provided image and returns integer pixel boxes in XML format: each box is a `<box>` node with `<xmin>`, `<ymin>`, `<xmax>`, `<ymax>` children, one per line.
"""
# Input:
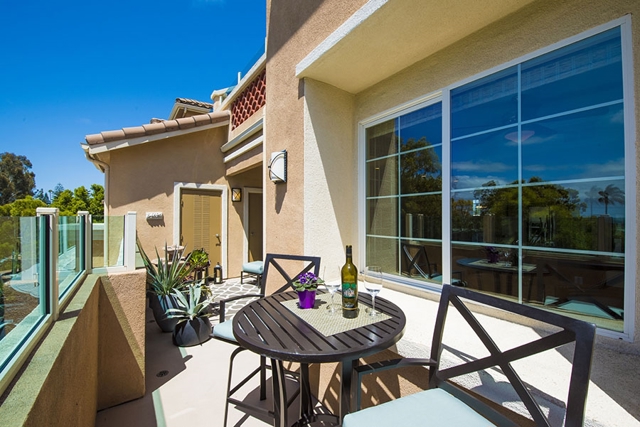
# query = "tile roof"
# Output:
<box><xmin>85</xmin><ymin>111</ymin><xmax>229</xmax><ymax>145</ymax></box>
<box><xmin>174</xmin><ymin>97</ymin><xmax>213</xmax><ymax>110</ymax></box>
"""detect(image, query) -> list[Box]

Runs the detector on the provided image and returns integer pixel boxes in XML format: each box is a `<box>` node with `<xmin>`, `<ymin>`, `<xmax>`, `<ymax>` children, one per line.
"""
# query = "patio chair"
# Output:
<box><xmin>241</xmin><ymin>260</ymin><xmax>264</xmax><ymax>284</ymax></box>
<box><xmin>344</xmin><ymin>284</ymin><xmax>596</xmax><ymax>427</ymax></box>
<box><xmin>211</xmin><ymin>253</ymin><xmax>321</xmax><ymax>426</ymax></box>
<box><xmin>402</xmin><ymin>243</ymin><xmax>466</xmax><ymax>286</ymax></box>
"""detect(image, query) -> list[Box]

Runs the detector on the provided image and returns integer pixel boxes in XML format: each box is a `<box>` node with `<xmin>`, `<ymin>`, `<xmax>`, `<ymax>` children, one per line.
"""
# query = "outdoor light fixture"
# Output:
<box><xmin>231</xmin><ymin>188</ymin><xmax>242</xmax><ymax>202</ymax></box>
<box><xmin>268</xmin><ymin>150</ymin><xmax>287</xmax><ymax>183</ymax></box>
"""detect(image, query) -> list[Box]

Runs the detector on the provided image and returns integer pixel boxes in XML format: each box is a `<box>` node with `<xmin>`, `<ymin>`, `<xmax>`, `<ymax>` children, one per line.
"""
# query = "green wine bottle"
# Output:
<box><xmin>341</xmin><ymin>245</ymin><xmax>358</xmax><ymax>319</ymax></box>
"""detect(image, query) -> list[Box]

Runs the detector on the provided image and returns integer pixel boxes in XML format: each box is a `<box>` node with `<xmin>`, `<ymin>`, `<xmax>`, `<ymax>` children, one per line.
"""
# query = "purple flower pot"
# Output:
<box><xmin>297</xmin><ymin>290</ymin><xmax>316</xmax><ymax>309</ymax></box>
<box><xmin>487</xmin><ymin>252</ymin><xmax>500</xmax><ymax>264</ymax></box>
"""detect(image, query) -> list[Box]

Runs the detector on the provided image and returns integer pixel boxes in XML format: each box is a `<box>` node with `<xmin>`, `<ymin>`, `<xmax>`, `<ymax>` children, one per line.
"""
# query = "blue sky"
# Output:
<box><xmin>0</xmin><ymin>0</ymin><xmax>266</xmax><ymax>195</ymax></box>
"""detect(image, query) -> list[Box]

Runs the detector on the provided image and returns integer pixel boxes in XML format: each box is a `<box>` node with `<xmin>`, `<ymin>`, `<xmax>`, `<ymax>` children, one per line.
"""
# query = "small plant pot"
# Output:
<box><xmin>150</xmin><ymin>294</ymin><xmax>180</xmax><ymax>332</ymax></box>
<box><xmin>297</xmin><ymin>290</ymin><xmax>316</xmax><ymax>309</ymax></box>
<box><xmin>173</xmin><ymin>317</ymin><xmax>212</xmax><ymax>347</ymax></box>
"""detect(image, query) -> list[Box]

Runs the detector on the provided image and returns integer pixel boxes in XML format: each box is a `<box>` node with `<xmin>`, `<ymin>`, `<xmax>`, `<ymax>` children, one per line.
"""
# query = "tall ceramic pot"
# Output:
<box><xmin>172</xmin><ymin>317</ymin><xmax>212</xmax><ymax>347</ymax></box>
<box><xmin>150</xmin><ymin>294</ymin><xmax>180</xmax><ymax>332</ymax></box>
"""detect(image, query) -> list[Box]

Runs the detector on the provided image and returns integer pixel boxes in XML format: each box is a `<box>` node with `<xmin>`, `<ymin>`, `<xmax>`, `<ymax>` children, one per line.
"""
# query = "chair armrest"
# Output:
<box><xmin>217</xmin><ymin>293</ymin><xmax>263</xmax><ymax>323</ymax></box>
<box><xmin>354</xmin><ymin>358</ymin><xmax>436</xmax><ymax>410</ymax></box>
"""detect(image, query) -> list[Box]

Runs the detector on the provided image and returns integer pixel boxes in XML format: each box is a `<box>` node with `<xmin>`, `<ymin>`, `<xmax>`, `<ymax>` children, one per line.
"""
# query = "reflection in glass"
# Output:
<box><xmin>58</xmin><ymin>216</ymin><xmax>82</xmax><ymax>298</ymax></box>
<box><xmin>366</xmin><ymin>236</ymin><xmax>398</xmax><ymax>276</ymax></box>
<box><xmin>400</xmin><ymin>145</ymin><xmax>442</xmax><ymax>194</ymax></box>
<box><xmin>451</xmin><ymin>66</ymin><xmax>517</xmax><ymax>139</ymax></box>
<box><xmin>524</xmin><ymin>249</ymin><xmax>623</xmax><ymax>332</ymax></box>
<box><xmin>367</xmin><ymin>157</ymin><xmax>398</xmax><ymax>198</ymax></box>
<box><xmin>0</xmin><ymin>216</ymin><xmax>42</xmax><ymax>342</ymax></box>
<box><xmin>366</xmin><ymin>120</ymin><xmax>396</xmax><ymax>160</ymax></box>
<box><xmin>399</xmin><ymin>103</ymin><xmax>442</xmax><ymax>151</ymax></box>
<box><xmin>522</xmin><ymin>105</ymin><xmax>624</xmax><ymax>182</ymax></box>
<box><xmin>401</xmin><ymin>195</ymin><xmax>442</xmax><ymax>240</ymax></box>
<box><xmin>452</xmin><ymin>188</ymin><xmax>518</xmax><ymax>245</ymax></box>
<box><xmin>522</xmin><ymin>27</ymin><xmax>622</xmax><ymax>121</ymax></box>
<box><xmin>451</xmin><ymin>127</ymin><xmax>518</xmax><ymax>189</ymax></box>
<box><xmin>367</xmin><ymin>197</ymin><xmax>398</xmax><ymax>237</ymax></box>
<box><xmin>522</xmin><ymin>179</ymin><xmax>625</xmax><ymax>252</ymax></box>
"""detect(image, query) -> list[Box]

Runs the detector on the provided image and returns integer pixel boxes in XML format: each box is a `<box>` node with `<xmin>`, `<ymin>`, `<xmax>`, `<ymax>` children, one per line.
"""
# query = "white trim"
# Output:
<box><xmin>223</xmin><ymin>134</ymin><xmax>264</xmax><ymax>163</ymax></box>
<box><xmin>221</xmin><ymin>118</ymin><xmax>263</xmax><ymax>153</ymax></box>
<box><xmin>441</xmin><ymin>90</ymin><xmax>452</xmax><ymax>285</ymax></box>
<box><xmin>87</xmin><ymin>121</ymin><xmax>229</xmax><ymax>155</ymax></box>
<box><xmin>123</xmin><ymin>212</ymin><xmax>137</xmax><ymax>271</ymax></box>
<box><xmin>242</xmin><ymin>187</ymin><xmax>263</xmax><ymax>265</ymax></box>
<box><xmin>296</xmin><ymin>0</ymin><xmax>389</xmax><ymax>78</ymax></box>
<box><xmin>360</xmin><ymin>91</ymin><xmax>442</xmax><ymax>127</ymax></box>
<box><xmin>172</xmin><ymin>182</ymin><xmax>228</xmax><ymax>274</ymax></box>
<box><xmin>620</xmin><ymin>16</ymin><xmax>636</xmax><ymax>341</ymax></box>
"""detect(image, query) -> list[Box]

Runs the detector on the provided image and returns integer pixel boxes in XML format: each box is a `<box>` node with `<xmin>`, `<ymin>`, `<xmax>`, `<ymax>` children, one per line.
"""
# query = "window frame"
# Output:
<box><xmin>359</xmin><ymin>16</ymin><xmax>636</xmax><ymax>340</ymax></box>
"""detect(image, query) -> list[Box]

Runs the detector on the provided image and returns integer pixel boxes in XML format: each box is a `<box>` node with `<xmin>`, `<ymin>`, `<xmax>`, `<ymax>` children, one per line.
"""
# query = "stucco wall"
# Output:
<box><xmin>103</xmin><ymin>126</ymin><xmax>259</xmax><ymax>278</ymax></box>
<box><xmin>303</xmin><ymin>79</ymin><xmax>356</xmax><ymax>282</ymax></box>
<box><xmin>350</xmin><ymin>0</ymin><xmax>640</xmax><ymax>343</ymax></box>
<box><xmin>265</xmin><ymin>0</ymin><xmax>367</xmax><ymax>256</ymax></box>
<box><xmin>0</xmin><ymin>270</ymin><xmax>146</xmax><ymax>426</ymax></box>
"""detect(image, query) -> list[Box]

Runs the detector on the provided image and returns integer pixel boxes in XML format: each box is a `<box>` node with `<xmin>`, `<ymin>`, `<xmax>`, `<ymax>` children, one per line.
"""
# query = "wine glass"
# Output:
<box><xmin>325</xmin><ymin>279</ymin><xmax>341</xmax><ymax>314</ymax></box>
<box><xmin>503</xmin><ymin>250</ymin><xmax>512</xmax><ymax>267</ymax></box>
<box><xmin>364</xmin><ymin>266</ymin><xmax>383</xmax><ymax>316</ymax></box>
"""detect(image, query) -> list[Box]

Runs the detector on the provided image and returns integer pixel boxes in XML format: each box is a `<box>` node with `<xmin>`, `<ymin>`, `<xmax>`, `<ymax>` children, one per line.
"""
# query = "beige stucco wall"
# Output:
<box><xmin>0</xmin><ymin>270</ymin><xmax>146</xmax><ymax>426</ymax></box>
<box><xmin>303</xmin><ymin>79</ymin><xmax>356</xmax><ymax>282</ymax></box>
<box><xmin>265</xmin><ymin>0</ymin><xmax>368</xmax><ymax>256</ymax></box>
<box><xmin>101</xmin><ymin>125</ymin><xmax>261</xmax><ymax>277</ymax></box>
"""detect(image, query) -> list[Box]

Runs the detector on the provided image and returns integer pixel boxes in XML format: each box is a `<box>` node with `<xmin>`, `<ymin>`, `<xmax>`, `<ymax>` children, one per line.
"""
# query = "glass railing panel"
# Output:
<box><xmin>92</xmin><ymin>216</ymin><xmax>124</xmax><ymax>269</ymax></box>
<box><xmin>0</xmin><ymin>216</ymin><xmax>46</xmax><ymax>373</ymax></box>
<box><xmin>58</xmin><ymin>216</ymin><xmax>83</xmax><ymax>298</ymax></box>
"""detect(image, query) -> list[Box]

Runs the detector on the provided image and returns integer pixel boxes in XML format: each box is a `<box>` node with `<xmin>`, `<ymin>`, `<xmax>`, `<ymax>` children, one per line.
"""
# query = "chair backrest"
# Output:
<box><xmin>430</xmin><ymin>285</ymin><xmax>596</xmax><ymax>427</ymax></box>
<box><xmin>260</xmin><ymin>253</ymin><xmax>321</xmax><ymax>296</ymax></box>
<box><xmin>401</xmin><ymin>243</ymin><xmax>435</xmax><ymax>278</ymax></box>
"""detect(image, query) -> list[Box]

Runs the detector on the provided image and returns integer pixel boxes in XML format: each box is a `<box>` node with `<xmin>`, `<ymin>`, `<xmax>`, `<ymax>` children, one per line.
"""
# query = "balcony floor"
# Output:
<box><xmin>95</xmin><ymin>278</ymin><xmax>640</xmax><ymax>427</ymax></box>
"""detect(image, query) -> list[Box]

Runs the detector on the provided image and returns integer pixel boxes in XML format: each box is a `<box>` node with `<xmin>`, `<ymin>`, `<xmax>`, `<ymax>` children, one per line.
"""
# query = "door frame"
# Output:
<box><xmin>243</xmin><ymin>187</ymin><xmax>263</xmax><ymax>264</ymax></box>
<box><xmin>173</xmin><ymin>182</ymin><xmax>228</xmax><ymax>273</ymax></box>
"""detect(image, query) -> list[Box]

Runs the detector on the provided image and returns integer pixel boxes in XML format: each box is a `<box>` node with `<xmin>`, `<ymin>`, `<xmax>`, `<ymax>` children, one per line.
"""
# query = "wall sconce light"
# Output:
<box><xmin>231</xmin><ymin>188</ymin><xmax>242</xmax><ymax>202</ymax></box>
<box><xmin>268</xmin><ymin>150</ymin><xmax>287</xmax><ymax>183</ymax></box>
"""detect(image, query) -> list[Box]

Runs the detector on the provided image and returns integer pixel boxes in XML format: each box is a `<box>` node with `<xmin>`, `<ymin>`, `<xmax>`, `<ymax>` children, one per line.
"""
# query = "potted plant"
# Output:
<box><xmin>167</xmin><ymin>284</ymin><xmax>212</xmax><ymax>346</ymax></box>
<box><xmin>140</xmin><ymin>241</ymin><xmax>194</xmax><ymax>332</ymax></box>
<box><xmin>292</xmin><ymin>272</ymin><xmax>324</xmax><ymax>309</ymax></box>
<box><xmin>188</xmin><ymin>248</ymin><xmax>210</xmax><ymax>282</ymax></box>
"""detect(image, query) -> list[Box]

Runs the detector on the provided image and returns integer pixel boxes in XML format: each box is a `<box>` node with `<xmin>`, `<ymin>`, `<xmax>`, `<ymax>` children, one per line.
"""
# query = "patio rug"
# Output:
<box><xmin>280</xmin><ymin>292</ymin><xmax>391</xmax><ymax>337</ymax></box>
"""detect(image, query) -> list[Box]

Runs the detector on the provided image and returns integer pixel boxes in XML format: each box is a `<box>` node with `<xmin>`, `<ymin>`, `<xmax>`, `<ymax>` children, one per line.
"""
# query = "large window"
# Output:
<box><xmin>364</xmin><ymin>25</ymin><xmax>630</xmax><ymax>332</ymax></box>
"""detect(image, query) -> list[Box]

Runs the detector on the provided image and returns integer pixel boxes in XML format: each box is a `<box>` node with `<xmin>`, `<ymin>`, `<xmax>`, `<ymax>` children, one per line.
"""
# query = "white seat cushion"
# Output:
<box><xmin>242</xmin><ymin>261</ymin><xmax>264</xmax><ymax>275</ymax></box>
<box><xmin>342</xmin><ymin>388</ymin><xmax>494</xmax><ymax>427</ymax></box>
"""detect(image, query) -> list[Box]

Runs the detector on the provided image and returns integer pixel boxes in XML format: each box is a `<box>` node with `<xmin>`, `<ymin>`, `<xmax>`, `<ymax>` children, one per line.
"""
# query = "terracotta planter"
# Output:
<box><xmin>173</xmin><ymin>317</ymin><xmax>212</xmax><ymax>347</ymax></box>
<box><xmin>297</xmin><ymin>290</ymin><xmax>316</xmax><ymax>309</ymax></box>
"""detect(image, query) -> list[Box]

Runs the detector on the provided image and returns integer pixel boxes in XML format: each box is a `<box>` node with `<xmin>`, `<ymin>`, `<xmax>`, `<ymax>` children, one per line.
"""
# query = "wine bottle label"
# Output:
<box><xmin>342</xmin><ymin>282</ymin><xmax>357</xmax><ymax>309</ymax></box>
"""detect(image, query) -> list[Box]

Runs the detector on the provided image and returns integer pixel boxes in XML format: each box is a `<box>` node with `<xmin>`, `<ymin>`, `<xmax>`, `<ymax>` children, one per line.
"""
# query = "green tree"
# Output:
<box><xmin>89</xmin><ymin>184</ymin><xmax>105</xmax><ymax>218</ymax></box>
<box><xmin>0</xmin><ymin>153</ymin><xmax>36</xmax><ymax>205</ymax></box>
<box><xmin>8</xmin><ymin>196</ymin><xmax>46</xmax><ymax>217</ymax></box>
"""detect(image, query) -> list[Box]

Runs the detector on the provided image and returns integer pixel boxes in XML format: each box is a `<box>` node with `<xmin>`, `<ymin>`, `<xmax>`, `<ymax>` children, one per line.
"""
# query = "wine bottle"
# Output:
<box><xmin>341</xmin><ymin>245</ymin><xmax>358</xmax><ymax>318</ymax></box>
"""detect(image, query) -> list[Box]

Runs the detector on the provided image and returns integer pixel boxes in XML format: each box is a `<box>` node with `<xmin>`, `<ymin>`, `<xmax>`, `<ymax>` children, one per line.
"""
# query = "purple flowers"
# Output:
<box><xmin>293</xmin><ymin>272</ymin><xmax>324</xmax><ymax>291</ymax></box>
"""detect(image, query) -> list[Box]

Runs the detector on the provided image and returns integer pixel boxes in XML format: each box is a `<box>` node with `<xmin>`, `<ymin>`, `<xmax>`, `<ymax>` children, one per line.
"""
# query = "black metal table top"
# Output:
<box><xmin>232</xmin><ymin>291</ymin><xmax>406</xmax><ymax>364</ymax></box>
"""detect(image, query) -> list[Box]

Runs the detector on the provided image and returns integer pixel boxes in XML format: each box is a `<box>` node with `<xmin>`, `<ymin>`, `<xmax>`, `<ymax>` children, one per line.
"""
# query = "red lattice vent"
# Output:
<box><xmin>231</xmin><ymin>70</ymin><xmax>266</xmax><ymax>130</ymax></box>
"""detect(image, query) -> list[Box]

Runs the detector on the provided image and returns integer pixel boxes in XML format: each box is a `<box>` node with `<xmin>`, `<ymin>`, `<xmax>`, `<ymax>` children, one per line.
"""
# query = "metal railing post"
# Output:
<box><xmin>36</xmin><ymin>207</ymin><xmax>59</xmax><ymax>320</ymax></box>
<box><xmin>77</xmin><ymin>211</ymin><xmax>92</xmax><ymax>273</ymax></box>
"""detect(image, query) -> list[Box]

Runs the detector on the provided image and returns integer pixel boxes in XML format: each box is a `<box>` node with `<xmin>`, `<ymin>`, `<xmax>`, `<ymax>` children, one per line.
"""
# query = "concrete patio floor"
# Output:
<box><xmin>95</xmin><ymin>278</ymin><xmax>640</xmax><ymax>427</ymax></box>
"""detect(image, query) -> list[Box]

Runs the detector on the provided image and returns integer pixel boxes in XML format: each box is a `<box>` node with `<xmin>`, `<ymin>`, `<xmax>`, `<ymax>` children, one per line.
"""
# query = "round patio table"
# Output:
<box><xmin>232</xmin><ymin>290</ymin><xmax>406</xmax><ymax>427</ymax></box>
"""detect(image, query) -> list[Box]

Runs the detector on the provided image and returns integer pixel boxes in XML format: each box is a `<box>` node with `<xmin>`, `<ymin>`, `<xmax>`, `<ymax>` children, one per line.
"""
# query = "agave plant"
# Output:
<box><xmin>139</xmin><ymin>240</ymin><xmax>194</xmax><ymax>297</ymax></box>
<box><xmin>166</xmin><ymin>284</ymin><xmax>212</xmax><ymax>322</ymax></box>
